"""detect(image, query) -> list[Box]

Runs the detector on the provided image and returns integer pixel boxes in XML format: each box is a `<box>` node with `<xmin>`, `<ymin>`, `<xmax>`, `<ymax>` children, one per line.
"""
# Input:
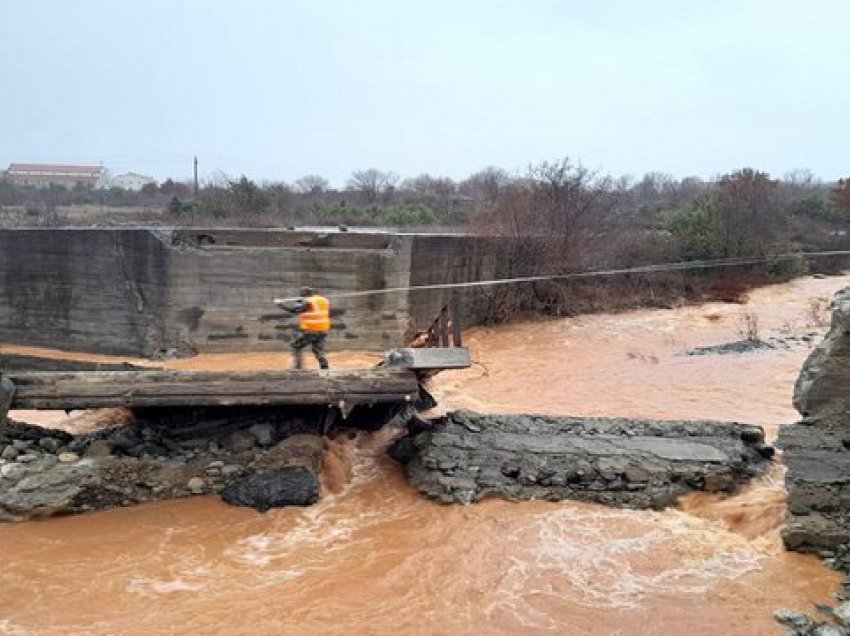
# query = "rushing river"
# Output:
<box><xmin>2</xmin><ymin>274</ymin><xmax>849</xmax><ymax>635</ymax></box>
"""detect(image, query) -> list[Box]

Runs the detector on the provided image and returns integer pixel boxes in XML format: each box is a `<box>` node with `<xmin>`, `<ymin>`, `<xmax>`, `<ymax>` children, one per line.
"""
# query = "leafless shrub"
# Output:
<box><xmin>737</xmin><ymin>312</ymin><xmax>760</xmax><ymax>342</ymax></box>
<box><xmin>467</xmin><ymin>158</ymin><xmax>622</xmax><ymax>323</ymax></box>
<box><xmin>627</xmin><ymin>350</ymin><xmax>659</xmax><ymax>364</ymax></box>
<box><xmin>807</xmin><ymin>298</ymin><xmax>830</xmax><ymax>328</ymax></box>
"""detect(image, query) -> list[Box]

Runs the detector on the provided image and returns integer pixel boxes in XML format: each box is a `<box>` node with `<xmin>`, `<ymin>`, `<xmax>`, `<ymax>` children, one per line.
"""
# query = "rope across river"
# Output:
<box><xmin>275</xmin><ymin>249</ymin><xmax>850</xmax><ymax>303</ymax></box>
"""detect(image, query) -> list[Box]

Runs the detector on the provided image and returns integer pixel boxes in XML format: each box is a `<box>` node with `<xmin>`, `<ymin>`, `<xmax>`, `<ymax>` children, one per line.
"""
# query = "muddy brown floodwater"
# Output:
<box><xmin>2</xmin><ymin>274</ymin><xmax>849</xmax><ymax>635</ymax></box>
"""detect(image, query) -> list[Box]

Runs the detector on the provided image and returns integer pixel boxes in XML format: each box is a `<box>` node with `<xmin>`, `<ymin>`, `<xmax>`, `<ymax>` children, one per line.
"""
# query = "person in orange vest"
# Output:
<box><xmin>278</xmin><ymin>285</ymin><xmax>331</xmax><ymax>369</ymax></box>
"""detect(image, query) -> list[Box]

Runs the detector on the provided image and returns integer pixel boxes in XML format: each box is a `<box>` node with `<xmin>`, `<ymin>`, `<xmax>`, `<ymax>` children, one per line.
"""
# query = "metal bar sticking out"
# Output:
<box><xmin>439</xmin><ymin>306</ymin><xmax>450</xmax><ymax>347</ymax></box>
<box><xmin>450</xmin><ymin>292</ymin><xmax>463</xmax><ymax>347</ymax></box>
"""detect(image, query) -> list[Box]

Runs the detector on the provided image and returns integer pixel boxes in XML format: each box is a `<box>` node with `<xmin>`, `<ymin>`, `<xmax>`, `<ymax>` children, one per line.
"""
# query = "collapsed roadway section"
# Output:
<box><xmin>0</xmin><ymin>346</ymin><xmax>776</xmax><ymax>521</ymax></box>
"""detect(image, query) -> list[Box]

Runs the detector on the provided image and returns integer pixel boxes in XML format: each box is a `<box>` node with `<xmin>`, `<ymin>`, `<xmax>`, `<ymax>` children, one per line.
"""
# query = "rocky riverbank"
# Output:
<box><xmin>773</xmin><ymin>285</ymin><xmax>850</xmax><ymax>634</ymax></box>
<box><xmin>779</xmin><ymin>287</ymin><xmax>850</xmax><ymax>562</ymax></box>
<box><xmin>0</xmin><ymin>410</ymin><xmax>325</xmax><ymax>521</ymax></box>
<box><xmin>390</xmin><ymin>411</ymin><xmax>774</xmax><ymax>508</ymax></box>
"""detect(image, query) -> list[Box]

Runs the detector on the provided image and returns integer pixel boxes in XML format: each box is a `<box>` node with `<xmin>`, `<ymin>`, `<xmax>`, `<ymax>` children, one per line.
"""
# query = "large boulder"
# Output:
<box><xmin>779</xmin><ymin>287</ymin><xmax>850</xmax><ymax>555</ymax></box>
<box><xmin>793</xmin><ymin>287</ymin><xmax>850</xmax><ymax>420</ymax></box>
<box><xmin>221</xmin><ymin>468</ymin><xmax>320</xmax><ymax>511</ymax></box>
<box><xmin>0</xmin><ymin>459</ymin><xmax>95</xmax><ymax>522</ymax></box>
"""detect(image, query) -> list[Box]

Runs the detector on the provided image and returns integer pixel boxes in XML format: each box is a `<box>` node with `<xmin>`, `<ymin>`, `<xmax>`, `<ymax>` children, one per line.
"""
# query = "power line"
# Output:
<box><xmin>312</xmin><ymin>250</ymin><xmax>850</xmax><ymax>301</ymax></box>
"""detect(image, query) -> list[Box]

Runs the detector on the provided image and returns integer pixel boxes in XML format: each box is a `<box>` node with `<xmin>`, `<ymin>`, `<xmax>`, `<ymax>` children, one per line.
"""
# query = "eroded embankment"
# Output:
<box><xmin>0</xmin><ymin>410</ymin><xmax>330</xmax><ymax>522</ymax></box>
<box><xmin>1</xmin><ymin>402</ymin><xmax>777</xmax><ymax>523</ymax></box>
<box><xmin>390</xmin><ymin>411</ymin><xmax>774</xmax><ymax>508</ymax></box>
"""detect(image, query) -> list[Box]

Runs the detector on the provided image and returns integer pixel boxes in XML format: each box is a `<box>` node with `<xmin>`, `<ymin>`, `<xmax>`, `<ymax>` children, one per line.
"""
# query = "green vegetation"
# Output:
<box><xmin>666</xmin><ymin>198</ymin><xmax>725</xmax><ymax>261</ymax></box>
<box><xmin>308</xmin><ymin>203</ymin><xmax>439</xmax><ymax>226</ymax></box>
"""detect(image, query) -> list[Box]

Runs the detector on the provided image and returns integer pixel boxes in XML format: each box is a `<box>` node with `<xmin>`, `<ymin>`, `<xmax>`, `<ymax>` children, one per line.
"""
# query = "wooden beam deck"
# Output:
<box><xmin>0</xmin><ymin>347</ymin><xmax>470</xmax><ymax>413</ymax></box>
<box><xmin>4</xmin><ymin>368</ymin><xmax>420</xmax><ymax>410</ymax></box>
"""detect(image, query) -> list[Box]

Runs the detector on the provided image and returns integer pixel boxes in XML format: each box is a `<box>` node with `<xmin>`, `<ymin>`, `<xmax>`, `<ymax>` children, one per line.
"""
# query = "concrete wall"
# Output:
<box><xmin>0</xmin><ymin>229</ymin><xmax>169</xmax><ymax>356</ymax></box>
<box><xmin>407</xmin><ymin>234</ymin><xmax>495</xmax><ymax>333</ymax></box>
<box><xmin>165</xmin><ymin>229</ymin><xmax>412</xmax><ymax>353</ymax></box>
<box><xmin>0</xmin><ymin>228</ymin><xmax>482</xmax><ymax>357</ymax></box>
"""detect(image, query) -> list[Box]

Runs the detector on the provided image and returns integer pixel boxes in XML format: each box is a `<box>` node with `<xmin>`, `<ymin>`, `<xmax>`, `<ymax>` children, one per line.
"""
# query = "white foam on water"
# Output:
<box><xmin>126</xmin><ymin>577</ymin><xmax>202</xmax><ymax>597</ymax></box>
<box><xmin>0</xmin><ymin>620</ymin><xmax>29</xmax><ymax>636</ymax></box>
<box><xmin>223</xmin><ymin>435</ymin><xmax>390</xmax><ymax>576</ymax></box>
<box><xmin>482</xmin><ymin>505</ymin><xmax>771</xmax><ymax>629</ymax></box>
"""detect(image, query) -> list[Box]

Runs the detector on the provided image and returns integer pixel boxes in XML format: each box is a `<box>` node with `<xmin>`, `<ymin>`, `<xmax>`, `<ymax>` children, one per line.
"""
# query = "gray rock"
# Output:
<box><xmin>835</xmin><ymin>601</ymin><xmax>850</xmax><ymax>627</ymax></box>
<box><xmin>40</xmin><ymin>454</ymin><xmax>58</xmax><ymax>469</ymax></box>
<box><xmin>249</xmin><ymin>423</ymin><xmax>275</xmax><ymax>447</ymax></box>
<box><xmin>774</xmin><ymin>608</ymin><xmax>815</xmax><ymax>631</ymax></box>
<box><xmin>221</xmin><ymin>465</ymin><xmax>242</xmax><ymax>478</ymax></box>
<box><xmin>38</xmin><ymin>437</ymin><xmax>61</xmax><ymax>453</ymax></box>
<box><xmin>221</xmin><ymin>468</ymin><xmax>319</xmax><ymax>512</ymax></box>
<box><xmin>12</xmin><ymin>440</ymin><xmax>32</xmax><ymax>451</ymax></box>
<box><xmin>779</xmin><ymin>287</ymin><xmax>850</xmax><ymax>558</ymax></box>
<box><xmin>1</xmin><ymin>445</ymin><xmax>19</xmax><ymax>461</ymax></box>
<box><xmin>0</xmin><ymin>462</ymin><xmax>94</xmax><ymax>521</ymax></box>
<box><xmin>16</xmin><ymin>453</ymin><xmax>39</xmax><ymax>464</ymax></box>
<box><xmin>187</xmin><ymin>477</ymin><xmax>206</xmax><ymax>494</ymax></box>
<box><xmin>86</xmin><ymin>440</ymin><xmax>113</xmax><ymax>458</ymax></box>
<box><xmin>0</xmin><ymin>376</ymin><xmax>14</xmax><ymax>423</ymax></box>
<box><xmin>0</xmin><ymin>463</ymin><xmax>26</xmax><ymax>481</ymax></box>
<box><xmin>812</xmin><ymin>624</ymin><xmax>848</xmax><ymax>636</ymax></box>
<box><xmin>227</xmin><ymin>430</ymin><xmax>256</xmax><ymax>452</ymax></box>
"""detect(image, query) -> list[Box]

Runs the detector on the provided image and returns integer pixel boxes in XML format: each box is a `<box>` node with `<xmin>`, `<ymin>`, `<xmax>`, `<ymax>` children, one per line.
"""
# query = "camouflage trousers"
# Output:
<box><xmin>291</xmin><ymin>331</ymin><xmax>329</xmax><ymax>369</ymax></box>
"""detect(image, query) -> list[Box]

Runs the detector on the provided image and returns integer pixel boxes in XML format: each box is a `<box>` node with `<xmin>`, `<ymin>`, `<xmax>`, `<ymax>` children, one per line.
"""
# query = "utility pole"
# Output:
<box><xmin>193</xmin><ymin>156</ymin><xmax>199</xmax><ymax>196</ymax></box>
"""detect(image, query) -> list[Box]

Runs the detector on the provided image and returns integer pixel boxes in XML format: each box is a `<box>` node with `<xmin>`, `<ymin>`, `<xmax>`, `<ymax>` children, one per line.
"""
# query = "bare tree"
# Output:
<box><xmin>294</xmin><ymin>174</ymin><xmax>329</xmax><ymax>195</ymax></box>
<box><xmin>715</xmin><ymin>168</ymin><xmax>779</xmax><ymax>257</ymax></box>
<box><xmin>466</xmin><ymin>158</ymin><xmax>620</xmax><ymax>321</ymax></box>
<box><xmin>460</xmin><ymin>166</ymin><xmax>512</xmax><ymax>206</ymax></box>
<box><xmin>783</xmin><ymin>168</ymin><xmax>818</xmax><ymax>189</ymax></box>
<box><xmin>832</xmin><ymin>178</ymin><xmax>850</xmax><ymax>218</ymax></box>
<box><xmin>401</xmin><ymin>174</ymin><xmax>457</xmax><ymax>214</ymax></box>
<box><xmin>526</xmin><ymin>158</ymin><xmax>616</xmax><ymax>266</ymax></box>
<box><xmin>347</xmin><ymin>169</ymin><xmax>398</xmax><ymax>204</ymax></box>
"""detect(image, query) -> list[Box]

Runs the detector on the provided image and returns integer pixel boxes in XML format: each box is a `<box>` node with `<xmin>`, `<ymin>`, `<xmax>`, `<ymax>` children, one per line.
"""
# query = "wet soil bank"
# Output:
<box><xmin>0</xmin><ymin>407</ymin><xmax>352</xmax><ymax>522</ymax></box>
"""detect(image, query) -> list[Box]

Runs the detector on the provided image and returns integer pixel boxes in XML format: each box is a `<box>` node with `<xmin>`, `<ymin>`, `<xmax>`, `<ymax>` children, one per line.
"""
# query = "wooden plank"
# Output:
<box><xmin>7</xmin><ymin>368</ymin><xmax>420</xmax><ymax>410</ymax></box>
<box><xmin>10</xmin><ymin>373</ymin><xmax>416</xmax><ymax>394</ymax></box>
<box><xmin>14</xmin><ymin>393</ymin><xmax>414</xmax><ymax>410</ymax></box>
<box><xmin>8</xmin><ymin>368</ymin><xmax>413</xmax><ymax>387</ymax></box>
<box><xmin>8</xmin><ymin>368</ymin><xmax>404</xmax><ymax>385</ymax></box>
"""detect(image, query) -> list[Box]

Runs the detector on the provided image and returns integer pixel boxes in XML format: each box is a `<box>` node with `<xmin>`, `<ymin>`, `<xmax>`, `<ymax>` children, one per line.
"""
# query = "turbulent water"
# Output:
<box><xmin>2</xmin><ymin>274</ymin><xmax>849</xmax><ymax>635</ymax></box>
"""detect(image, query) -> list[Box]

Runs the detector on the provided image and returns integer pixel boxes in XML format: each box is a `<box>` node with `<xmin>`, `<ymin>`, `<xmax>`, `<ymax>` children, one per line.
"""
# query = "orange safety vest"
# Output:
<box><xmin>298</xmin><ymin>295</ymin><xmax>331</xmax><ymax>333</ymax></box>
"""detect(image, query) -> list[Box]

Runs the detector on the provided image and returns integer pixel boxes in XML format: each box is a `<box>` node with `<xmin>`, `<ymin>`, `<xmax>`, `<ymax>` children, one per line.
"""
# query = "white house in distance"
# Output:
<box><xmin>110</xmin><ymin>172</ymin><xmax>156</xmax><ymax>191</ymax></box>
<box><xmin>3</xmin><ymin>163</ymin><xmax>104</xmax><ymax>189</ymax></box>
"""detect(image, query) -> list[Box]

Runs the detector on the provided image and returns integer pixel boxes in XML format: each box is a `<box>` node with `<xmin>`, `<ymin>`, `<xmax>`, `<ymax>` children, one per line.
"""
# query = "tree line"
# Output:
<box><xmin>4</xmin><ymin>160</ymin><xmax>850</xmax><ymax>321</ymax></box>
<box><xmin>3</xmin><ymin>160</ymin><xmax>850</xmax><ymax>265</ymax></box>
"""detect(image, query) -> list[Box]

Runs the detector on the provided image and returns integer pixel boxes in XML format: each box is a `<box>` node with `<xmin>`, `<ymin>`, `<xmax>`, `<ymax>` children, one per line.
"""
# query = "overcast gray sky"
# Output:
<box><xmin>1</xmin><ymin>0</ymin><xmax>848</xmax><ymax>184</ymax></box>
